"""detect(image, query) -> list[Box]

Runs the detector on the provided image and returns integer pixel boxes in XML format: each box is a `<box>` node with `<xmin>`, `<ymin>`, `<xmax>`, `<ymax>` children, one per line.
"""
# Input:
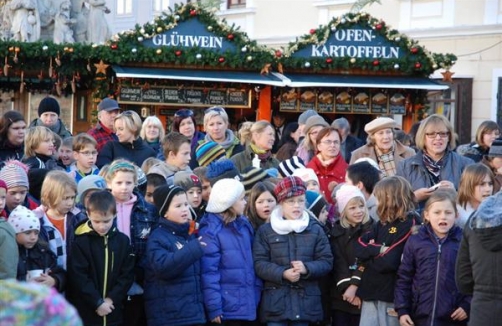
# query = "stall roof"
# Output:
<box><xmin>113</xmin><ymin>66</ymin><xmax>288</xmax><ymax>86</ymax></box>
<box><xmin>281</xmin><ymin>73</ymin><xmax>448</xmax><ymax>90</ymax></box>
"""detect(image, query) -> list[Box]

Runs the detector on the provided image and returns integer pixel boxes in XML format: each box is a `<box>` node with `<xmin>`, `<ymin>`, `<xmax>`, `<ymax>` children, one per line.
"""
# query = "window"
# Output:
<box><xmin>117</xmin><ymin>0</ymin><xmax>133</xmax><ymax>14</ymax></box>
<box><xmin>153</xmin><ymin>0</ymin><xmax>170</xmax><ymax>12</ymax></box>
<box><xmin>228</xmin><ymin>0</ymin><xmax>246</xmax><ymax>9</ymax></box>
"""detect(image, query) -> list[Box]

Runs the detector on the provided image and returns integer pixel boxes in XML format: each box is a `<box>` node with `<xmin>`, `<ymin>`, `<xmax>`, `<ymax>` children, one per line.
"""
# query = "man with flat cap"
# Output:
<box><xmin>87</xmin><ymin>98</ymin><xmax>120</xmax><ymax>152</ymax></box>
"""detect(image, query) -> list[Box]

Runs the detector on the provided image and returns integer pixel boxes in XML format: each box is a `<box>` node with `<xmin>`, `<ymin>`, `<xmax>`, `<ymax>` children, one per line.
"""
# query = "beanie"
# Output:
<box><xmin>76</xmin><ymin>175</ymin><xmax>107</xmax><ymax>203</ymax></box>
<box><xmin>8</xmin><ymin>205</ymin><xmax>40</xmax><ymax>233</ymax></box>
<box><xmin>241</xmin><ymin>167</ymin><xmax>269</xmax><ymax>195</ymax></box>
<box><xmin>28</xmin><ymin>169</ymin><xmax>50</xmax><ymax>202</ymax></box>
<box><xmin>335</xmin><ymin>184</ymin><xmax>365</xmax><ymax>214</ymax></box>
<box><xmin>304</xmin><ymin>115</ymin><xmax>329</xmax><ymax>136</ymax></box>
<box><xmin>298</xmin><ymin>109</ymin><xmax>318</xmax><ymax>125</ymax></box>
<box><xmin>206</xmin><ymin>179</ymin><xmax>244</xmax><ymax>213</ymax></box>
<box><xmin>278</xmin><ymin>156</ymin><xmax>305</xmax><ymax>177</ymax></box>
<box><xmin>292</xmin><ymin>168</ymin><xmax>319</xmax><ymax>184</ymax></box>
<box><xmin>0</xmin><ymin>180</ymin><xmax>6</xmax><ymax>191</ymax></box>
<box><xmin>196</xmin><ymin>141</ymin><xmax>226</xmax><ymax>167</ymax></box>
<box><xmin>206</xmin><ymin>159</ymin><xmax>241</xmax><ymax>186</ymax></box>
<box><xmin>274</xmin><ymin>176</ymin><xmax>306</xmax><ymax>203</ymax></box>
<box><xmin>0</xmin><ymin>160</ymin><xmax>29</xmax><ymax>190</ymax></box>
<box><xmin>37</xmin><ymin>97</ymin><xmax>60</xmax><ymax>116</ymax></box>
<box><xmin>174</xmin><ymin>171</ymin><xmax>202</xmax><ymax>191</ymax></box>
<box><xmin>305</xmin><ymin>190</ymin><xmax>328</xmax><ymax>218</ymax></box>
<box><xmin>153</xmin><ymin>185</ymin><xmax>185</xmax><ymax>218</ymax></box>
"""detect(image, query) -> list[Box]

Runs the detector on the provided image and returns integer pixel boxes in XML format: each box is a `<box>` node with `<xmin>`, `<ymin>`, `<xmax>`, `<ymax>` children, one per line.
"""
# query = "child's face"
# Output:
<box><xmin>16</xmin><ymin>230</ymin><xmax>39</xmax><ymax>249</ymax></box>
<box><xmin>201</xmin><ymin>179</ymin><xmax>211</xmax><ymax>202</ymax></box>
<box><xmin>306</xmin><ymin>180</ymin><xmax>320</xmax><ymax>192</ymax></box>
<box><xmin>54</xmin><ymin>187</ymin><xmax>76</xmax><ymax>215</ymax></box>
<box><xmin>6</xmin><ymin>186</ymin><xmax>28</xmax><ymax>211</ymax></box>
<box><xmin>318</xmin><ymin>206</ymin><xmax>329</xmax><ymax>224</ymax></box>
<box><xmin>73</xmin><ymin>144</ymin><xmax>97</xmax><ymax>170</ymax></box>
<box><xmin>36</xmin><ymin>137</ymin><xmax>55</xmax><ymax>156</ymax></box>
<box><xmin>231</xmin><ymin>192</ymin><xmax>246</xmax><ymax>216</ymax></box>
<box><xmin>108</xmin><ymin>171</ymin><xmax>135</xmax><ymax>203</ymax></box>
<box><xmin>0</xmin><ymin>188</ymin><xmax>5</xmax><ymax>214</ymax></box>
<box><xmin>472</xmin><ymin>174</ymin><xmax>493</xmax><ymax>206</ymax></box>
<box><xmin>186</xmin><ymin>187</ymin><xmax>202</xmax><ymax>208</ymax></box>
<box><xmin>255</xmin><ymin>191</ymin><xmax>276</xmax><ymax>221</ymax></box>
<box><xmin>165</xmin><ymin>193</ymin><xmax>190</xmax><ymax>224</ymax></box>
<box><xmin>58</xmin><ymin>145</ymin><xmax>73</xmax><ymax>166</ymax></box>
<box><xmin>168</xmin><ymin>143</ymin><xmax>191</xmax><ymax>170</ymax></box>
<box><xmin>88</xmin><ymin>210</ymin><xmax>114</xmax><ymax>236</ymax></box>
<box><xmin>424</xmin><ymin>200</ymin><xmax>457</xmax><ymax>238</ymax></box>
<box><xmin>145</xmin><ymin>184</ymin><xmax>156</xmax><ymax>204</ymax></box>
<box><xmin>281</xmin><ymin>195</ymin><xmax>306</xmax><ymax>220</ymax></box>
<box><xmin>344</xmin><ymin>198</ymin><xmax>365</xmax><ymax>227</ymax></box>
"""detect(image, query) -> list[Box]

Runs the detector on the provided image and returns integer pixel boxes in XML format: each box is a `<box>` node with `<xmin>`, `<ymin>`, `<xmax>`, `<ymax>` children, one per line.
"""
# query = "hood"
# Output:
<box><xmin>468</xmin><ymin>191</ymin><xmax>502</xmax><ymax>252</ymax></box>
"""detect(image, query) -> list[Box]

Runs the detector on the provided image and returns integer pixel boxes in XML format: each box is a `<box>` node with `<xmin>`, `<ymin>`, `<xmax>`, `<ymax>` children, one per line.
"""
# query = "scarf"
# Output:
<box><xmin>270</xmin><ymin>206</ymin><xmax>310</xmax><ymax>235</ymax></box>
<box><xmin>36</xmin><ymin>118</ymin><xmax>62</xmax><ymax>135</ymax></box>
<box><xmin>204</xmin><ymin>129</ymin><xmax>236</xmax><ymax>151</ymax></box>
<box><xmin>422</xmin><ymin>150</ymin><xmax>448</xmax><ymax>183</ymax></box>
<box><xmin>375</xmin><ymin>143</ymin><xmax>396</xmax><ymax>177</ymax></box>
<box><xmin>250</xmin><ymin>143</ymin><xmax>272</xmax><ymax>162</ymax></box>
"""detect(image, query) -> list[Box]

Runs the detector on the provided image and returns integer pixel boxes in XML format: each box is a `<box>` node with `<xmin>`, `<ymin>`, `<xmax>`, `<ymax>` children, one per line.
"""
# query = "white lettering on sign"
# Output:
<box><xmin>333</xmin><ymin>29</ymin><xmax>373</xmax><ymax>42</ymax></box>
<box><xmin>152</xmin><ymin>32</ymin><xmax>223</xmax><ymax>49</ymax></box>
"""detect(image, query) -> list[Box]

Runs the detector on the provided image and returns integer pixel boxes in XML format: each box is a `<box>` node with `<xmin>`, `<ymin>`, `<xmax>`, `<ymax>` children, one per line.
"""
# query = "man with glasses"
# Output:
<box><xmin>88</xmin><ymin>98</ymin><xmax>120</xmax><ymax>152</ymax></box>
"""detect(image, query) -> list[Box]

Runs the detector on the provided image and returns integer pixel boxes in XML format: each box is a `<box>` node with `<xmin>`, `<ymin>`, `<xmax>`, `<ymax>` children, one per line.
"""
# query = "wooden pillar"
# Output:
<box><xmin>256</xmin><ymin>86</ymin><xmax>272</xmax><ymax>122</ymax></box>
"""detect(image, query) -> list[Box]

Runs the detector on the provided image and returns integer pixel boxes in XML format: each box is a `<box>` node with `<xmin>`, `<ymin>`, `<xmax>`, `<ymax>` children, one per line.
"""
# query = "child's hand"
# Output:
<box><xmin>35</xmin><ymin>274</ymin><xmax>56</xmax><ymax>288</ymax></box>
<box><xmin>96</xmin><ymin>301</ymin><xmax>113</xmax><ymax>317</ymax></box>
<box><xmin>291</xmin><ymin>261</ymin><xmax>307</xmax><ymax>274</ymax></box>
<box><xmin>283</xmin><ymin>268</ymin><xmax>300</xmax><ymax>282</ymax></box>
<box><xmin>351</xmin><ymin>296</ymin><xmax>362</xmax><ymax>309</ymax></box>
<box><xmin>211</xmin><ymin>316</ymin><xmax>222</xmax><ymax>324</ymax></box>
<box><xmin>342</xmin><ymin>284</ymin><xmax>358</xmax><ymax>303</ymax></box>
<box><xmin>451</xmin><ymin>307</ymin><xmax>467</xmax><ymax>321</ymax></box>
<box><xmin>399</xmin><ymin>314</ymin><xmax>414</xmax><ymax>326</ymax></box>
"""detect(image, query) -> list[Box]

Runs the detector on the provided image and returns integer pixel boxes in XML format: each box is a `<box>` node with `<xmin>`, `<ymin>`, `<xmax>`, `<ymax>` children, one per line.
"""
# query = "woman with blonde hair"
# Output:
<box><xmin>140</xmin><ymin>116</ymin><xmax>165</xmax><ymax>154</ymax></box>
<box><xmin>201</xmin><ymin>106</ymin><xmax>243</xmax><ymax>158</ymax></box>
<box><xmin>231</xmin><ymin>120</ymin><xmax>280</xmax><ymax>173</ymax></box>
<box><xmin>97</xmin><ymin>110</ymin><xmax>156</xmax><ymax>168</ymax></box>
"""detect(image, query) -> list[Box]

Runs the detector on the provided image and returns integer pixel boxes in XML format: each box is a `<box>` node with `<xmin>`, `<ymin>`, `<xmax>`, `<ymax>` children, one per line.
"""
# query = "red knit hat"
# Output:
<box><xmin>0</xmin><ymin>180</ymin><xmax>6</xmax><ymax>191</ymax></box>
<box><xmin>274</xmin><ymin>176</ymin><xmax>306</xmax><ymax>203</ymax></box>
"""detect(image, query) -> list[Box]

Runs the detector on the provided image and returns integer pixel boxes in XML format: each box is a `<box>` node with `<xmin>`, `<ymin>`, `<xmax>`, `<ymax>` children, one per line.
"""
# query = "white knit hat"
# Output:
<box><xmin>292</xmin><ymin>168</ymin><xmax>319</xmax><ymax>184</ymax></box>
<box><xmin>8</xmin><ymin>205</ymin><xmax>40</xmax><ymax>234</ymax></box>
<box><xmin>206</xmin><ymin>178</ymin><xmax>244</xmax><ymax>213</ymax></box>
<box><xmin>335</xmin><ymin>184</ymin><xmax>365</xmax><ymax>214</ymax></box>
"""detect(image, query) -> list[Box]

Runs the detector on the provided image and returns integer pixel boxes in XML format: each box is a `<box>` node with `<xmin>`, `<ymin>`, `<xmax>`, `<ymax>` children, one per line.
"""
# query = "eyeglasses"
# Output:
<box><xmin>425</xmin><ymin>131</ymin><xmax>450</xmax><ymax>139</ymax></box>
<box><xmin>320</xmin><ymin>140</ymin><xmax>340</xmax><ymax>146</ymax></box>
<box><xmin>174</xmin><ymin>109</ymin><xmax>194</xmax><ymax>118</ymax></box>
<box><xmin>205</xmin><ymin>107</ymin><xmax>225</xmax><ymax>115</ymax></box>
<box><xmin>79</xmin><ymin>151</ymin><xmax>98</xmax><ymax>157</ymax></box>
<box><xmin>283</xmin><ymin>198</ymin><xmax>306</xmax><ymax>206</ymax></box>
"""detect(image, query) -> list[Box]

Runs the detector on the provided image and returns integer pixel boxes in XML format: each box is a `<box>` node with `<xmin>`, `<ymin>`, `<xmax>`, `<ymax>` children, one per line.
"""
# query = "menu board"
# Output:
<box><xmin>317</xmin><ymin>91</ymin><xmax>334</xmax><ymax>113</ymax></box>
<box><xmin>119</xmin><ymin>86</ymin><xmax>251</xmax><ymax>108</ymax></box>
<box><xmin>299</xmin><ymin>90</ymin><xmax>316</xmax><ymax>111</ymax></box>
<box><xmin>389</xmin><ymin>93</ymin><xmax>406</xmax><ymax>114</ymax></box>
<box><xmin>335</xmin><ymin>90</ymin><xmax>352</xmax><ymax>113</ymax></box>
<box><xmin>279</xmin><ymin>89</ymin><xmax>298</xmax><ymax>111</ymax></box>
<box><xmin>371</xmin><ymin>92</ymin><xmax>389</xmax><ymax>114</ymax></box>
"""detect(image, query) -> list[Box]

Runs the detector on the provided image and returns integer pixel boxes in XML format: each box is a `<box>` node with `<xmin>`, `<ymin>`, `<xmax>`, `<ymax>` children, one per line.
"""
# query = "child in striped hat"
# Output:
<box><xmin>0</xmin><ymin>160</ymin><xmax>38</xmax><ymax>217</ymax></box>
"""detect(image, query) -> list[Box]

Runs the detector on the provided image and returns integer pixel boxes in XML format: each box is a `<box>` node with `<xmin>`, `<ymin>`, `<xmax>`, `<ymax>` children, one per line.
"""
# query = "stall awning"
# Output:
<box><xmin>112</xmin><ymin>66</ymin><xmax>287</xmax><ymax>86</ymax></box>
<box><xmin>282</xmin><ymin>73</ymin><xmax>448</xmax><ymax>90</ymax></box>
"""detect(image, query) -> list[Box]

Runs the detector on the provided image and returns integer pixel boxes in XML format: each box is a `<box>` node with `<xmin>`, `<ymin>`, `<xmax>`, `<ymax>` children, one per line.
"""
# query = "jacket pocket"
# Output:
<box><xmin>261</xmin><ymin>287</ymin><xmax>286</xmax><ymax>317</ymax></box>
<box><xmin>222</xmin><ymin>286</ymin><xmax>240</xmax><ymax>313</ymax></box>
<box><xmin>302</xmin><ymin>286</ymin><xmax>322</xmax><ymax>317</ymax></box>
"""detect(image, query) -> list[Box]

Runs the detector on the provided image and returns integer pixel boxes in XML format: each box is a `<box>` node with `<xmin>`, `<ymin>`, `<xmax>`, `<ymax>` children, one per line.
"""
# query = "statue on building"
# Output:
<box><xmin>8</xmin><ymin>0</ymin><xmax>41</xmax><ymax>42</ymax></box>
<box><xmin>86</xmin><ymin>0</ymin><xmax>111</xmax><ymax>44</ymax></box>
<box><xmin>53</xmin><ymin>1</ymin><xmax>76</xmax><ymax>43</ymax></box>
<box><xmin>71</xmin><ymin>0</ymin><xmax>88</xmax><ymax>42</ymax></box>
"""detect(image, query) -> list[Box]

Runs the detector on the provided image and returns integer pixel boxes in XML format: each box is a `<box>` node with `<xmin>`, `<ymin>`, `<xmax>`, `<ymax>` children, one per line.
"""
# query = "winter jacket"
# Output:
<box><xmin>349</xmin><ymin>140</ymin><xmax>415</xmax><ymax>168</ymax></box>
<box><xmin>4</xmin><ymin>195</ymin><xmax>39</xmax><ymax>218</ymax></box>
<box><xmin>330</xmin><ymin>219</ymin><xmax>374</xmax><ymax>314</ymax></box>
<box><xmin>67</xmin><ymin>220</ymin><xmax>135</xmax><ymax>326</ymax></box>
<box><xmin>96</xmin><ymin>137</ymin><xmax>156</xmax><ymax>168</ymax></box>
<box><xmin>88</xmin><ymin>121</ymin><xmax>118</xmax><ymax>152</ymax></box>
<box><xmin>198</xmin><ymin>212</ymin><xmax>261</xmax><ymax>321</ymax></box>
<box><xmin>354</xmin><ymin>211</ymin><xmax>421</xmax><ymax>303</ymax></box>
<box><xmin>456</xmin><ymin>193</ymin><xmax>502</xmax><ymax>326</ymax></box>
<box><xmin>0</xmin><ymin>218</ymin><xmax>18</xmax><ymax>279</ymax></box>
<box><xmin>253</xmin><ymin>209</ymin><xmax>333</xmax><ymax>323</ymax></box>
<box><xmin>16</xmin><ymin>242</ymin><xmax>66</xmax><ymax>292</ymax></box>
<box><xmin>275</xmin><ymin>141</ymin><xmax>298</xmax><ymax>161</ymax></box>
<box><xmin>306</xmin><ymin>154</ymin><xmax>348</xmax><ymax>205</ymax></box>
<box><xmin>29</xmin><ymin>118</ymin><xmax>72</xmax><ymax>139</ymax></box>
<box><xmin>67</xmin><ymin>162</ymin><xmax>100</xmax><ymax>184</ymax></box>
<box><xmin>230</xmin><ymin>145</ymin><xmax>280</xmax><ymax>174</ymax></box>
<box><xmin>22</xmin><ymin>154</ymin><xmax>63</xmax><ymax>171</ymax></box>
<box><xmin>0</xmin><ymin>140</ymin><xmax>23</xmax><ymax>168</ymax></box>
<box><xmin>144</xmin><ymin>219</ymin><xmax>206</xmax><ymax>326</ymax></box>
<box><xmin>456</xmin><ymin>142</ymin><xmax>487</xmax><ymax>163</ymax></box>
<box><xmin>395</xmin><ymin>224</ymin><xmax>470</xmax><ymax>326</ymax></box>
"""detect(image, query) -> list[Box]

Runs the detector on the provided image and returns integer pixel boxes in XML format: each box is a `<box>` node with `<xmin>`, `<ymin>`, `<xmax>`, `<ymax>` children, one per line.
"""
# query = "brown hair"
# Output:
<box><xmin>457</xmin><ymin>163</ymin><xmax>494</xmax><ymax>208</ymax></box>
<box><xmin>161</xmin><ymin>132</ymin><xmax>190</xmax><ymax>158</ymax></box>
<box><xmin>72</xmin><ymin>133</ymin><xmax>97</xmax><ymax>152</ymax></box>
<box><xmin>244</xmin><ymin>181</ymin><xmax>276</xmax><ymax>230</ymax></box>
<box><xmin>374</xmin><ymin>175</ymin><xmax>416</xmax><ymax>223</ymax></box>
<box><xmin>0</xmin><ymin>111</ymin><xmax>25</xmax><ymax>142</ymax></box>
<box><xmin>424</xmin><ymin>188</ymin><xmax>458</xmax><ymax>223</ymax></box>
<box><xmin>475</xmin><ymin>120</ymin><xmax>500</xmax><ymax>149</ymax></box>
<box><xmin>315</xmin><ymin>127</ymin><xmax>342</xmax><ymax>153</ymax></box>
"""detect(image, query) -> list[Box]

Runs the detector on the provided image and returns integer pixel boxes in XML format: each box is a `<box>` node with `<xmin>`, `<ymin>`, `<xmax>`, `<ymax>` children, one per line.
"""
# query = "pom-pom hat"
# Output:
<box><xmin>206</xmin><ymin>159</ymin><xmax>241</xmax><ymax>186</ymax></box>
<box><xmin>335</xmin><ymin>184</ymin><xmax>365</xmax><ymax>214</ymax></box>
<box><xmin>274</xmin><ymin>176</ymin><xmax>306</xmax><ymax>203</ymax></box>
<box><xmin>206</xmin><ymin>178</ymin><xmax>244</xmax><ymax>213</ymax></box>
<box><xmin>8</xmin><ymin>205</ymin><xmax>40</xmax><ymax>234</ymax></box>
<box><xmin>38</xmin><ymin>97</ymin><xmax>60</xmax><ymax>116</ymax></box>
<box><xmin>0</xmin><ymin>160</ymin><xmax>29</xmax><ymax>189</ymax></box>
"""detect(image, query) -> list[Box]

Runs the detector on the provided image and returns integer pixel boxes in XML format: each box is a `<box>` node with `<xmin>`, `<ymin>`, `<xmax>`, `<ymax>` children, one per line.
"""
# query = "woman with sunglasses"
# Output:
<box><xmin>96</xmin><ymin>110</ymin><xmax>156</xmax><ymax>168</ymax></box>
<box><xmin>202</xmin><ymin>107</ymin><xmax>243</xmax><ymax>159</ymax></box>
<box><xmin>172</xmin><ymin>108</ymin><xmax>205</xmax><ymax>169</ymax></box>
<box><xmin>397</xmin><ymin>114</ymin><xmax>473</xmax><ymax>209</ymax></box>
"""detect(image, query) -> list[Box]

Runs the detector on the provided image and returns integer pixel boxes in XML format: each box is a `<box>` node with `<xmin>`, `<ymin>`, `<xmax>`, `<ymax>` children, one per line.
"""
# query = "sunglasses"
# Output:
<box><xmin>174</xmin><ymin>109</ymin><xmax>194</xmax><ymax>118</ymax></box>
<box><xmin>204</xmin><ymin>107</ymin><xmax>225</xmax><ymax>115</ymax></box>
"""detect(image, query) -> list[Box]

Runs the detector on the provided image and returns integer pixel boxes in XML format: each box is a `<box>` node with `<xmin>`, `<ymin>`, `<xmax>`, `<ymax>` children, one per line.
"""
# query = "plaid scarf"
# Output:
<box><xmin>375</xmin><ymin>144</ymin><xmax>396</xmax><ymax>177</ymax></box>
<box><xmin>422</xmin><ymin>150</ymin><xmax>447</xmax><ymax>184</ymax></box>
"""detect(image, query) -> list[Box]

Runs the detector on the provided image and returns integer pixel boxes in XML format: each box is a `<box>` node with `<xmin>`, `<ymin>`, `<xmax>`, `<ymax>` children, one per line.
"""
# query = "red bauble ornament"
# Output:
<box><xmin>175</xmin><ymin>50</ymin><xmax>182</xmax><ymax>56</ymax></box>
<box><xmin>190</xmin><ymin>9</ymin><xmax>197</xmax><ymax>16</ymax></box>
<box><xmin>326</xmin><ymin>58</ymin><xmax>333</xmax><ymax>64</ymax></box>
<box><xmin>227</xmin><ymin>34</ymin><xmax>234</xmax><ymax>40</ymax></box>
<box><xmin>373</xmin><ymin>60</ymin><xmax>380</xmax><ymax>66</ymax></box>
<box><xmin>411</xmin><ymin>47</ymin><xmax>419</xmax><ymax>54</ymax></box>
<box><xmin>275</xmin><ymin>50</ymin><xmax>282</xmax><ymax>58</ymax></box>
<box><xmin>218</xmin><ymin>57</ymin><xmax>225</xmax><ymax>63</ymax></box>
<box><xmin>415</xmin><ymin>62</ymin><xmax>422</xmax><ymax>69</ymax></box>
<box><xmin>309</xmin><ymin>29</ymin><xmax>316</xmax><ymax>34</ymax></box>
<box><xmin>110</xmin><ymin>43</ymin><xmax>118</xmax><ymax>50</ymax></box>
<box><xmin>376</xmin><ymin>23</ymin><xmax>383</xmax><ymax>30</ymax></box>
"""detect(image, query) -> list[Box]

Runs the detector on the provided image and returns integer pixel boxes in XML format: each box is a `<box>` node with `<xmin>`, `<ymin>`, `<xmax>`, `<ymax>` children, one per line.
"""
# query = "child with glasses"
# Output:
<box><xmin>68</xmin><ymin>133</ymin><xmax>100</xmax><ymax>184</ymax></box>
<box><xmin>67</xmin><ymin>190</ymin><xmax>135</xmax><ymax>326</ymax></box>
<box><xmin>253</xmin><ymin>176</ymin><xmax>333</xmax><ymax>326</ymax></box>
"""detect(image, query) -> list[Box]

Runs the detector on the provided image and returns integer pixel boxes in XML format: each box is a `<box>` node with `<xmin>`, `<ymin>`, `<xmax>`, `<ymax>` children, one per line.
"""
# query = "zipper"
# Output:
<box><xmin>103</xmin><ymin>235</ymin><xmax>109</xmax><ymax>326</ymax></box>
<box><xmin>430</xmin><ymin>242</ymin><xmax>442</xmax><ymax>326</ymax></box>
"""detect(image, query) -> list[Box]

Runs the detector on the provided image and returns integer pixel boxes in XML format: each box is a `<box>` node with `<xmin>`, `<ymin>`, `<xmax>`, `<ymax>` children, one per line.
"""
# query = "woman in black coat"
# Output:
<box><xmin>0</xmin><ymin>111</ymin><xmax>26</xmax><ymax>168</ymax></box>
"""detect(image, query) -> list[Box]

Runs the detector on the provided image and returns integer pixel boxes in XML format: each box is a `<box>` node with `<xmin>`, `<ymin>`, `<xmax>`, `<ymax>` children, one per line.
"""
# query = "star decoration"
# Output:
<box><xmin>94</xmin><ymin>60</ymin><xmax>109</xmax><ymax>75</ymax></box>
<box><xmin>441</xmin><ymin>70</ymin><xmax>454</xmax><ymax>82</ymax></box>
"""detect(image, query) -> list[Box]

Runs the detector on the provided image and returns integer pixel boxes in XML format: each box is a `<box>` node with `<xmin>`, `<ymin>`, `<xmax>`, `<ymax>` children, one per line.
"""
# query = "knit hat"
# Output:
<box><xmin>76</xmin><ymin>175</ymin><xmax>107</xmax><ymax>203</ymax></box>
<box><xmin>37</xmin><ymin>97</ymin><xmax>60</xmax><ymax>116</ymax></box>
<box><xmin>8</xmin><ymin>205</ymin><xmax>40</xmax><ymax>234</ymax></box>
<box><xmin>292</xmin><ymin>168</ymin><xmax>319</xmax><ymax>184</ymax></box>
<box><xmin>298</xmin><ymin>109</ymin><xmax>318</xmax><ymax>125</ymax></box>
<box><xmin>0</xmin><ymin>180</ymin><xmax>6</xmax><ymax>191</ymax></box>
<box><xmin>241</xmin><ymin>167</ymin><xmax>269</xmax><ymax>195</ymax></box>
<box><xmin>206</xmin><ymin>159</ymin><xmax>241</xmax><ymax>186</ymax></box>
<box><xmin>278</xmin><ymin>156</ymin><xmax>306</xmax><ymax>177</ymax></box>
<box><xmin>306</xmin><ymin>190</ymin><xmax>328</xmax><ymax>217</ymax></box>
<box><xmin>28</xmin><ymin>169</ymin><xmax>50</xmax><ymax>202</ymax></box>
<box><xmin>488</xmin><ymin>139</ymin><xmax>502</xmax><ymax>157</ymax></box>
<box><xmin>206</xmin><ymin>179</ymin><xmax>244</xmax><ymax>213</ymax></box>
<box><xmin>304</xmin><ymin>115</ymin><xmax>329</xmax><ymax>136</ymax></box>
<box><xmin>274</xmin><ymin>176</ymin><xmax>306</xmax><ymax>203</ymax></box>
<box><xmin>174</xmin><ymin>171</ymin><xmax>202</xmax><ymax>191</ymax></box>
<box><xmin>364</xmin><ymin>117</ymin><xmax>399</xmax><ymax>135</ymax></box>
<box><xmin>0</xmin><ymin>161</ymin><xmax>29</xmax><ymax>190</ymax></box>
<box><xmin>97</xmin><ymin>98</ymin><xmax>120</xmax><ymax>112</ymax></box>
<box><xmin>153</xmin><ymin>184</ymin><xmax>185</xmax><ymax>218</ymax></box>
<box><xmin>196</xmin><ymin>141</ymin><xmax>226</xmax><ymax>167</ymax></box>
<box><xmin>335</xmin><ymin>184</ymin><xmax>365</xmax><ymax>214</ymax></box>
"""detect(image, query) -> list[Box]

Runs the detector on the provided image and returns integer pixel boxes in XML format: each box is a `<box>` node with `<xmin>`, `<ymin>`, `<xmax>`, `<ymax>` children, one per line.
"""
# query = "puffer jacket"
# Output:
<box><xmin>96</xmin><ymin>137</ymin><xmax>156</xmax><ymax>168</ymax></box>
<box><xmin>253</xmin><ymin>209</ymin><xmax>333</xmax><ymax>323</ymax></box>
<box><xmin>456</xmin><ymin>192</ymin><xmax>502</xmax><ymax>326</ymax></box>
<box><xmin>395</xmin><ymin>224</ymin><xmax>470</xmax><ymax>326</ymax></box>
<box><xmin>230</xmin><ymin>145</ymin><xmax>280</xmax><ymax>174</ymax></box>
<box><xmin>144</xmin><ymin>219</ymin><xmax>206</xmax><ymax>326</ymax></box>
<box><xmin>198</xmin><ymin>212</ymin><xmax>261</xmax><ymax>322</ymax></box>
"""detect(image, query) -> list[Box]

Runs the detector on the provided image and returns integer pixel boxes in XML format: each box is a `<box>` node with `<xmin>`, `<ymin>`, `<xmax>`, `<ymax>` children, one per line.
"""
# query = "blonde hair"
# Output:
<box><xmin>24</xmin><ymin>126</ymin><xmax>54</xmax><ymax>157</ymax></box>
<box><xmin>374</xmin><ymin>176</ymin><xmax>416</xmax><ymax>223</ymax></box>
<box><xmin>140</xmin><ymin>116</ymin><xmax>165</xmax><ymax>141</ymax></box>
<box><xmin>458</xmin><ymin>163</ymin><xmax>494</xmax><ymax>209</ymax></box>
<box><xmin>72</xmin><ymin>133</ymin><xmax>97</xmax><ymax>152</ymax></box>
<box><xmin>104</xmin><ymin>159</ymin><xmax>138</xmax><ymax>185</ymax></box>
<box><xmin>41</xmin><ymin>170</ymin><xmax>77</xmax><ymax>209</ymax></box>
<box><xmin>203</xmin><ymin>107</ymin><xmax>229</xmax><ymax>131</ymax></box>
<box><xmin>114</xmin><ymin>110</ymin><xmax>143</xmax><ymax>138</ymax></box>
<box><xmin>424</xmin><ymin>188</ymin><xmax>458</xmax><ymax>223</ymax></box>
<box><xmin>141</xmin><ymin>157</ymin><xmax>162</xmax><ymax>174</ymax></box>
<box><xmin>415</xmin><ymin>114</ymin><xmax>455</xmax><ymax>151</ymax></box>
<box><xmin>340</xmin><ymin>197</ymin><xmax>370</xmax><ymax>228</ymax></box>
<box><xmin>238</xmin><ymin>121</ymin><xmax>254</xmax><ymax>145</ymax></box>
